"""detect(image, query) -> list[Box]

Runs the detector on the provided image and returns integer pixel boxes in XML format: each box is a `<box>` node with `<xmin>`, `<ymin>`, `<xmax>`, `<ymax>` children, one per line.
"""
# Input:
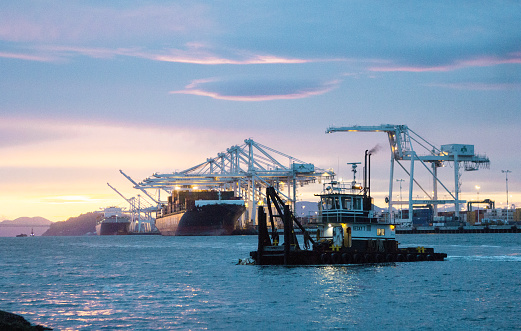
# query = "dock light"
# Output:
<box><xmin>328</xmin><ymin>223</ymin><xmax>332</xmax><ymax>227</ymax></box>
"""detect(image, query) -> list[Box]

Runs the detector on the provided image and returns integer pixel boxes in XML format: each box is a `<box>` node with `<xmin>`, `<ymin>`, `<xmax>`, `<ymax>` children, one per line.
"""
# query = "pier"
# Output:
<box><xmin>396</xmin><ymin>225</ymin><xmax>521</xmax><ymax>234</ymax></box>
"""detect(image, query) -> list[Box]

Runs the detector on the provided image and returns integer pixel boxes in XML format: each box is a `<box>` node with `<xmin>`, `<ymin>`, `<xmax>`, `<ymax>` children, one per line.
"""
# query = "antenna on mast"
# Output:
<box><xmin>346</xmin><ymin>162</ymin><xmax>362</xmax><ymax>190</ymax></box>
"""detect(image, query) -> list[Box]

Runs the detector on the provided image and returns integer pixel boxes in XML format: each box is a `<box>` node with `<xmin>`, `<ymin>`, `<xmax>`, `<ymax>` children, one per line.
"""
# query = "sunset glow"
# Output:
<box><xmin>1</xmin><ymin>1</ymin><xmax>520</xmax><ymax>223</ymax></box>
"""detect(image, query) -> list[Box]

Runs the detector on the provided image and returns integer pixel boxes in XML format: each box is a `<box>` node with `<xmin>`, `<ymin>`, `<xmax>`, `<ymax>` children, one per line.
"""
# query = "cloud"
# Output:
<box><xmin>170</xmin><ymin>78</ymin><xmax>341</xmax><ymax>101</ymax></box>
<box><xmin>0</xmin><ymin>118</ymin><xmax>76</xmax><ymax>148</ymax></box>
<box><xmin>150</xmin><ymin>53</ymin><xmax>310</xmax><ymax>65</ymax></box>
<box><xmin>40</xmin><ymin>195</ymin><xmax>103</xmax><ymax>204</ymax></box>
<box><xmin>0</xmin><ymin>3</ymin><xmax>211</xmax><ymax>43</ymax></box>
<box><xmin>6</xmin><ymin>43</ymin><xmax>326</xmax><ymax>65</ymax></box>
<box><xmin>369</xmin><ymin>53</ymin><xmax>521</xmax><ymax>72</ymax></box>
<box><xmin>426</xmin><ymin>82</ymin><xmax>521</xmax><ymax>91</ymax></box>
<box><xmin>0</xmin><ymin>116</ymin><xmax>253</xmax><ymax>169</ymax></box>
<box><xmin>2</xmin><ymin>1</ymin><xmax>520</xmax><ymax>72</ymax></box>
<box><xmin>0</xmin><ymin>51</ymin><xmax>57</xmax><ymax>62</ymax></box>
<box><xmin>133</xmin><ymin>43</ymin><xmax>317</xmax><ymax>65</ymax></box>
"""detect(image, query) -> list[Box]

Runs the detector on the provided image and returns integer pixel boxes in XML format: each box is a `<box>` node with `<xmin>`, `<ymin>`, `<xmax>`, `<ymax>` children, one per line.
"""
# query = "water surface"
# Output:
<box><xmin>1</xmin><ymin>234</ymin><xmax>520</xmax><ymax>330</ymax></box>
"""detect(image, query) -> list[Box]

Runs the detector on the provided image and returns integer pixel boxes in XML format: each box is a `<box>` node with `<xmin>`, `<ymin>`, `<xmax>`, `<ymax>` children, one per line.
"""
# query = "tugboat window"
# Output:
<box><xmin>353</xmin><ymin>198</ymin><xmax>362</xmax><ymax>210</ymax></box>
<box><xmin>323</xmin><ymin>198</ymin><xmax>333</xmax><ymax>210</ymax></box>
<box><xmin>342</xmin><ymin>197</ymin><xmax>352</xmax><ymax>210</ymax></box>
<box><xmin>377</xmin><ymin>228</ymin><xmax>385</xmax><ymax>236</ymax></box>
<box><xmin>334</xmin><ymin>197</ymin><xmax>340</xmax><ymax>209</ymax></box>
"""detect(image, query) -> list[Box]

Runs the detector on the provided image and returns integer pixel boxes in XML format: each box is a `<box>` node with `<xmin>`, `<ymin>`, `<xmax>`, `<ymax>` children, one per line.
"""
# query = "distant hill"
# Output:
<box><xmin>0</xmin><ymin>217</ymin><xmax>52</xmax><ymax>226</ymax></box>
<box><xmin>42</xmin><ymin>212</ymin><xmax>101</xmax><ymax>236</ymax></box>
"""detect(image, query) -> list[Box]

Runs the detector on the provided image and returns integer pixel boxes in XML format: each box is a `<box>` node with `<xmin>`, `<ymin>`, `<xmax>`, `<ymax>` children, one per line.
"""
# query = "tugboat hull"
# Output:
<box><xmin>251</xmin><ymin>244</ymin><xmax>447</xmax><ymax>265</ymax></box>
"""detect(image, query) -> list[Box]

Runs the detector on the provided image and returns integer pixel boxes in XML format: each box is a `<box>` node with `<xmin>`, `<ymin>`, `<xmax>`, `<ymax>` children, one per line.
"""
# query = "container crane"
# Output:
<box><xmin>326</xmin><ymin>124</ymin><xmax>490</xmax><ymax>223</ymax></box>
<box><xmin>107</xmin><ymin>182</ymin><xmax>156</xmax><ymax>233</ymax></box>
<box><xmin>136</xmin><ymin>139</ymin><xmax>333</xmax><ymax>226</ymax></box>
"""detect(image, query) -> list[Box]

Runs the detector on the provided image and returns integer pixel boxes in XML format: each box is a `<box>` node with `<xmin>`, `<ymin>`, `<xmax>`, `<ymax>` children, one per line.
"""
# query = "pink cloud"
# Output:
<box><xmin>15</xmin><ymin>44</ymin><xmax>314</xmax><ymax>65</ymax></box>
<box><xmin>37</xmin><ymin>45</ymin><xmax>141</xmax><ymax>60</ymax></box>
<box><xmin>0</xmin><ymin>51</ymin><xmax>56</xmax><ymax>62</ymax></box>
<box><xmin>144</xmin><ymin>46</ymin><xmax>312</xmax><ymax>65</ymax></box>
<box><xmin>170</xmin><ymin>79</ymin><xmax>340</xmax><ymax>101</ymax></box>
<box><xmin>370</xmin><ymin>65</ymin><xmax>456</xmax><ymax>72</ymax></box>
<box><xmin>152</xmin><ymin>54</ymin><xmax>309</xmax><ymax>65</ymax></box>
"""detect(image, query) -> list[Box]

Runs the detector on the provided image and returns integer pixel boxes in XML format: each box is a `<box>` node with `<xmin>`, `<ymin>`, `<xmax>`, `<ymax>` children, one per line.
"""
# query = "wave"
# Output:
<box><xmin>447</xmin><ymin>255</ymin><xmax>521</xmax><ymax>262</ymax></box>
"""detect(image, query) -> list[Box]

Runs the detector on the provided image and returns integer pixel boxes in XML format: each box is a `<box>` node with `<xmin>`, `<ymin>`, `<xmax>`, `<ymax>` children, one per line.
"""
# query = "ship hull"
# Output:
<box><xmin>96</xmin><ymin>221</ymin><xmax>130</xmax><ymax>235</ymax></box>
<box><xmin>155</xmin><ymin>203</ymin><xmax>246</xmax><ymax>236</ymax></box>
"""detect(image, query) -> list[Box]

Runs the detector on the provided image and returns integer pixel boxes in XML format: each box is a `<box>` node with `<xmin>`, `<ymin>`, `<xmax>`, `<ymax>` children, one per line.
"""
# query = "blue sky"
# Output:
<box><xmin>1</xmin><ymin>1</ymin><xmax>520</xmax><ymax>221</ymax></box>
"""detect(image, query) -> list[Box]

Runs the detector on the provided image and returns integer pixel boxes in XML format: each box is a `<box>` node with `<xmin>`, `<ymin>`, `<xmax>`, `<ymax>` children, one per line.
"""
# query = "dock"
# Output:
<box><xmin>396</xmin><ymin>225</ymin><xmax>521</xmax><ymax>234</ymax></box>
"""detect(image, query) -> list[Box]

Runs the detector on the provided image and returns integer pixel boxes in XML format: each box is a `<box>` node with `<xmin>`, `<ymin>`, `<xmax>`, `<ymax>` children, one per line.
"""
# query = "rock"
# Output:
<box><xmin>0</xmin><ymin>310</ymin><xmax>52</xmax><ymax>330</ymax></box>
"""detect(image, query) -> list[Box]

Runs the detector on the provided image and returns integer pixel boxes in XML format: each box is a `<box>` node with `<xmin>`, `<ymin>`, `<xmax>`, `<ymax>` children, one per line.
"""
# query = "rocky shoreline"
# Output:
<box><xmin>0</xmin><ymin>310</ymin><xmax>52</xmax><ymax>330</ymax></box>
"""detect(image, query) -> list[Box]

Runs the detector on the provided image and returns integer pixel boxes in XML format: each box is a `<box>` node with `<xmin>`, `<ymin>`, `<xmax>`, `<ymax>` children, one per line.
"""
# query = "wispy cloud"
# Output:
<box><xmin>151</xmin><ymin>53</ymin><xmax>309</xmax><ymax>65</ymax></box>
<box><xmin>0</xmin><ymin>117</ymin><xmax>76</xmax><ymax>148</ymax></box>
<box><xmin>11</xmin><ymin>44</ymin><xmax>321</xmax><ymax>65</ymax></box>
<box><xmin>426</xmin><ymin>82</ymin><xmax>521</xmax><ymax>91</ymax></box>
<box><xmin>40</xmin><ymin>195</ymin><xmax>103</xmax><ymax>204</ymax></box>
<box><xmin>0</xmin><ymin>51</ymin><xmax>57</xmax><ymax>62</ymax></box>
<box><xmin>170</xmin><ymin>78</ymin><xmax>341</xmax><ymax>101</ymax></box>
<box><xmin>0</xmin><ymin>3</ymin><xmax>211</xmax><ymax>43</ymax></box>
<box><xmin>369</xmin><ymin>53</ymin><xmax>521</xmax><ymax>72</ymax></box>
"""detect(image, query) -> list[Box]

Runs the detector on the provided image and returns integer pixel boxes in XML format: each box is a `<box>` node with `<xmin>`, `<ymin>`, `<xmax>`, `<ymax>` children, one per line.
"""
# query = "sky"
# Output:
<box><xmin>1</xmin><ymin>1</ymin><xmax>520</xmax><ymax>222</ymax></box>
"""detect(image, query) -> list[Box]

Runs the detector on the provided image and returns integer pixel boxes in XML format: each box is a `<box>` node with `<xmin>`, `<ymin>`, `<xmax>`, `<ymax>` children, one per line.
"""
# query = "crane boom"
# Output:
<box><xmin>120</xmin><ymin>170</ymin><xmax>159</xmax><ymax>205</ymax></box>
<box><xmin>327</xmin><ymin>124</ymin><xmax>414</xmax><ymax>160</ymax></box>
<box><xmin>107</xmin><ymin>182</ymin><xmax>131</xmax><ymax>203</ymax></box>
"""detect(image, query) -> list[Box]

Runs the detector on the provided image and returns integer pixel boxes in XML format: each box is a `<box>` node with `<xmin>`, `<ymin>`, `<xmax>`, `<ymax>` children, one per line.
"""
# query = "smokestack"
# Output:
<box><xmin>367</xmin><ymin>152</ymin><xmax>371</xmax><ymax>196</ymax></box>
<box><xmin>368</xmin><ymin>144</ymin><xmax>382</xmax><ymax>155</ymax></box>
<box><xmin>364</xmin><ymin>150</ymin><xmax>368</xmax><ymax>195</ymax></box>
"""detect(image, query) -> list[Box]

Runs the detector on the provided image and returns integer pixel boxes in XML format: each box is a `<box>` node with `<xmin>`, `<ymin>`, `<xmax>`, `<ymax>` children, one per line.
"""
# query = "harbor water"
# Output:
<box><xmin>1</xmin><ymin>234</ymin><xmax>520</xmax><ymax>330</ymax></box>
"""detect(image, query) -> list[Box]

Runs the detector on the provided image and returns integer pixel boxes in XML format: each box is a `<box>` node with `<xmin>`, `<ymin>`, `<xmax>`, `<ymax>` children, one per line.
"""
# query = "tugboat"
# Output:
<box><xmin>250</xmin><ymin>150</ymin><xmax>447</xmax><ymax>265</ymax></box>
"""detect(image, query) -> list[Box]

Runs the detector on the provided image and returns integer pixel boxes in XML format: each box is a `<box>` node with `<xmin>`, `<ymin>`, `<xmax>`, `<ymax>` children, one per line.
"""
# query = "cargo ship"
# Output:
<box><xmin>96</xmin><ymin>207</ymin><xmax>131</xmax><ymax>235</ymax></box>
<box><xmin>156</xmin><ymin>190</ymin><xmax>246</xmax><ymax>236</ymax></box>
<box><xmin>250</xmin><ymin>151</ymin><xmax>447</xmax><ymax>265</ymax></box>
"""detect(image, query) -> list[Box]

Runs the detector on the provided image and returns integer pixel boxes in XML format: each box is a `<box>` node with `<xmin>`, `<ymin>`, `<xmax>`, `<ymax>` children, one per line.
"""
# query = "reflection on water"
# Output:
<box><xmin>1</xmin><ymin>235</ymin><xmax>520</xmax><ymax>330</ymax></box>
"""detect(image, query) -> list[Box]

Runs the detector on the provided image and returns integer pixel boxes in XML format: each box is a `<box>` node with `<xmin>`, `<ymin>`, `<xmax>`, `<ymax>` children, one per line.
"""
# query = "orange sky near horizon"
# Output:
<box><xmin>1</xmin><ymin>117</ymin><xmax>518</xmax><ymax>222</ymax></box>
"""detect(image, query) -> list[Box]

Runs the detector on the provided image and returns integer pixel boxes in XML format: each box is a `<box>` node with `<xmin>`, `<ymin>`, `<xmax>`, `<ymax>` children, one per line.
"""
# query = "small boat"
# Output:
<box><xmin>250</xmin><ymin>151</ymin><xmax>447</xmax><ymax>265</ymax></box>
<box><xmin>15</xmin><ymin>233</ymin><xmax>28</xmax><ymax>237</ymax></box>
